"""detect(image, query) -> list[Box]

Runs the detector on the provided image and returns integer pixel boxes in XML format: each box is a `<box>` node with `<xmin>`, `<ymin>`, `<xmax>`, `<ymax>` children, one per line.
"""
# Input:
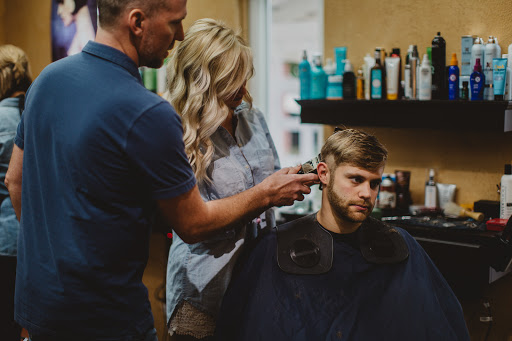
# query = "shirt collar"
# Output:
<box><xmin>82</xmin><ymin>41</ymin><xmax>142</xmax><ymax>84</ymax></box>
<box><xmin>0</xmin><ymin>97</ymin><xmax>20</xmax><ymax>108</ymax></box>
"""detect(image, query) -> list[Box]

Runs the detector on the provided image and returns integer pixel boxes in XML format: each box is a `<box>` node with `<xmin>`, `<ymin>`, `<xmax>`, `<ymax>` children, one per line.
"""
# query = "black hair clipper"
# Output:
<box><xmin>298</xmin><ymin>154</ymin><xmax>322</xmax><ymax>174</ymax></box>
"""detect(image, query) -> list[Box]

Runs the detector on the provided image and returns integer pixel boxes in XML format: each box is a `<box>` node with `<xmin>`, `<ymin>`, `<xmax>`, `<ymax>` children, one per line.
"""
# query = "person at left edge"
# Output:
<box><xmin>0</xmin><ymin>44</ymin><xmax>31</xmax><ymax>341</ymax></box>
<box><xmin>5</xmin><ymin>0</ymin><xmax>318</xmax><ymax>340</ymax></box>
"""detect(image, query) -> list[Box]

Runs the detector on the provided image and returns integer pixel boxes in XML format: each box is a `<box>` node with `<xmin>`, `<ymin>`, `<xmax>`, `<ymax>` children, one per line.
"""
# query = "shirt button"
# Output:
<box><xmin>245</xmin><ymin>165</ymin><xmax>249</xmax><ymax>169</ymax></box>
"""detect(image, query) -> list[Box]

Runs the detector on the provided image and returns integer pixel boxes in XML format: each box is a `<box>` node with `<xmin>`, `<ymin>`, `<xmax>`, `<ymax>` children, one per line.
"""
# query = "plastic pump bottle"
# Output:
<box><xmin>448</xmin><ymin>53</ymin><xmax>460</xmax><ymax>100</ymax></box>
<box><xmin>500</xmin><ymin>164</ymin><xmax>512</xmax><ymax>220</ymax></box>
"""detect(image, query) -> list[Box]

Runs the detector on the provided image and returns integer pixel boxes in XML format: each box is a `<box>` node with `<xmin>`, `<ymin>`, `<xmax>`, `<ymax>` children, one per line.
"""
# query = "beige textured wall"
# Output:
<box><xmin>324</xmin><ymin>0</ymin><xmax>512</xmax><ymax>207</ymax></box>
<box><xmin>0</xmin><ymin>0</ymin><xmax>247</xmax><ymax>78</ymax></box>
<box><xmin>0</xmin><ymin>0</ymin><xmax>5</xmax><ymax>43</ymax></box>
<box><xmin>0</xmin><ymin>0</ymin><xmax>50</xmax><ymax>77</ymax></box>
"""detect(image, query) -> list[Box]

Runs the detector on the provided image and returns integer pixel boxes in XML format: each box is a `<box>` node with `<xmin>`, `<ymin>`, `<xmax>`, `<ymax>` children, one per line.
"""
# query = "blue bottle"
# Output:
<box><xmin>448</xmin><ymin>53</ymin><xmax>460</xmax><ymax>100</ymax></box>
<box><xmin>470</xmin><ymin>58</ymin><xmax>485</xmax><ymax>101</ymax></box>
<box><xmin>311</xmin><ymin>53</ymin><xmax>327</xmax><ymax>99</ymax></box>
<box><xmin>299</xmin><ymin>50</ymin><xmax>311</xmax><ymax>100</ymax></box>
<box><xmin>370</xmin><ymin>49</ymin><xmax>383</xmax><ymax>100</ymax></box>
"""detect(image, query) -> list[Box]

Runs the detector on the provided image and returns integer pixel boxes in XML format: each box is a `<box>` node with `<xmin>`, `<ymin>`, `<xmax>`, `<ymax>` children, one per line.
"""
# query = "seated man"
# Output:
<box><xmin>214</xmin><ymin>128</ymin><xmax>470</xmax><ymax>341</ymax></box>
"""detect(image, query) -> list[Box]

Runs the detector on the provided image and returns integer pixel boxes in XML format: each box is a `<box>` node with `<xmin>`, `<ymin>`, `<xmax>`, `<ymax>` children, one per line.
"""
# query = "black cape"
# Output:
<box><xmin>214</xmin><ymin>214</ymin><xmax>470</xmax><ymax>341</ymax></box>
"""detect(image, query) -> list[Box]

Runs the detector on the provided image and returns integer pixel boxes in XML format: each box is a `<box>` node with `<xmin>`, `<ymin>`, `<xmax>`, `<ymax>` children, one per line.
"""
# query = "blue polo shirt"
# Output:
<box><xmin>14</xmin><ymin>41</ymin><xmax>196</xmax><ymax>338</ymax></box>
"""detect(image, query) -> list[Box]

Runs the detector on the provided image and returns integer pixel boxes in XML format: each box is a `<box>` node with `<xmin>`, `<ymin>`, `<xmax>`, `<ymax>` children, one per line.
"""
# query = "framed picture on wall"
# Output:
<box><xmin>51</xmin><ymin>0</ymin><xmax>97</xmax><ymax>62</ymax></box>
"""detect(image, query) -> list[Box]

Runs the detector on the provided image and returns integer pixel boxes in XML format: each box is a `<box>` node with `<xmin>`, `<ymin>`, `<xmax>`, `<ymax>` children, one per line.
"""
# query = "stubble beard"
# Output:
<box><xmin>139</xmin><ymin>32</ymin><xmax>168</xmax><ymax>69</ymax></box>
<box><xmin>326</xmin><ymin>176</ymin><xmax>371</xmax><ymax>224</ymax></box>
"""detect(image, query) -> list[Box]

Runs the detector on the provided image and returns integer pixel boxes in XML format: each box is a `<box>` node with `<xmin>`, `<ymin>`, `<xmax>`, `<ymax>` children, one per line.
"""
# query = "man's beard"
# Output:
<box><xmin>326</xmin><ymin>175</ymin><xmax>372</xmax><ymax>224</ymax></box>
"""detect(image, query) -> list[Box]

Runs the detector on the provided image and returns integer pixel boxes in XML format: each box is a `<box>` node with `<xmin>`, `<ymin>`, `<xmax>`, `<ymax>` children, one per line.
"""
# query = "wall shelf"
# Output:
<box><xmin>297</xmin><ymin>99</ymin><xmax>511</xmax><ymax>132</ymax></box>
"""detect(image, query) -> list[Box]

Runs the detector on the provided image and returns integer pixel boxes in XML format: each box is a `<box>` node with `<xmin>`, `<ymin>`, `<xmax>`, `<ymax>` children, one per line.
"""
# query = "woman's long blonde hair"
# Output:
<box><xmin>165</xmin><ymin>18</ymin><xmax>254</xmax><ymax>182</ymax></box>
<box><xmin>0</xmin><ymin>44</ymin><xmax>32</xmax><ymax>101</ymax></box>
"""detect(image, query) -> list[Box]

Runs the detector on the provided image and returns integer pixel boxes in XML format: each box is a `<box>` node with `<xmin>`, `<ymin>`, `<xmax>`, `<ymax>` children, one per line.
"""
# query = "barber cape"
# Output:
<box><xmin>214</xmin><ymin>213</ymin><xmax>470</xmax><ymax>341</ymax></box>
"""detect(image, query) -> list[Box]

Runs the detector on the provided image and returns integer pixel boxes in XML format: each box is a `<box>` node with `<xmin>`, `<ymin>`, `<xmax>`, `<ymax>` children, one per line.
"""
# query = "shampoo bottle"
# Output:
<box><xmin>325</xmin><ymin>58</ymin><xmax>342</xmax><ymax>100</ymax></box>
<box><xmin>418</xmin><ymin>54</ymin><xmax>432</xmax><ymax>100</ymax></box>
<box><xmin>448</xmin><ymin>53</ymin><xmax>460</xmax><ymax>100</ymax></box>
<box><xmin>432</xmin><ymin>32</ymin><xmax>447</xmax><ymax>99</ymax></box>
<box><xmin>424</xmin><ymin>168</ymin><xmax>437</xmax><ymax>209</ymax></box>
<box><xmin>500</xmin><ymin>164</ymin><xmax>512</xmax><ymax>220</ymax></box>
<box><xmin>298</xmin><ymin>50</ymin><xmax>312</xmax><ymax>100</ymax></box>
<box><xmin>342</xmin><ymin>59</ymin><xmax>356</xmax><ymax>100</ymax></box>
<box><xmin>310</xmin><ymin>53</ymin><xmax>327</xmax><ymax>99</ymax></box>
<box><xmin>370</xmin><ymin>49</ymin><xmax>383</xmax><ymax>100</ymax></box>
<box><xmin>470</xmin><ymin>58</ymin><xmax>485</xmax><ymax>101</ymax></box>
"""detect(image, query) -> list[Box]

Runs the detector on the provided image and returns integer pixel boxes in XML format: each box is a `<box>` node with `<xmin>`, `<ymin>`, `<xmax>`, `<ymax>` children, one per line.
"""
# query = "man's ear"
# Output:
<box><xmin>128</xmin><ymin>9</ymin><xmax>145</xmax><ymax>37</ymax></box>
<box><xmin>317</xmin><ymin>162</ymin><xmax>330</xmax><ymax>187</ymax></box>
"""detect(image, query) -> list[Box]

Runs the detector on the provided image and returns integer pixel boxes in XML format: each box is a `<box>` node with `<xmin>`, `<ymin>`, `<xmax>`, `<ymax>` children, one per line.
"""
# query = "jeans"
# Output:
<box><xmin>0</xmin><ymin>255</ymin><xmax>21</xmax><ymax>340</ymax></box>
<box><xmin>30</xmin><ymin>327</ymin><xmax>158</xmax><ymax>341</ymax></box>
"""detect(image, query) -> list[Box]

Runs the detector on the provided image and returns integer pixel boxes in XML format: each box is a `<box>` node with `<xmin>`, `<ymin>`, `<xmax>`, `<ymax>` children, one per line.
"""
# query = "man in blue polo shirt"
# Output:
<box><xmin>4</xmin><ymin>0</ymin><xmax>318</xmax><ymax>339</ymax></box>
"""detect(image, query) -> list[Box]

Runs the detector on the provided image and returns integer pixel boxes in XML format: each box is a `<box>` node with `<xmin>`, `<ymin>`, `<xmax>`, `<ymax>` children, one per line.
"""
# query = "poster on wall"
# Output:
<box><xmin>51</xmin><ymin>0</ymin><xmax>97</xmax><ymax>62</ymax></box>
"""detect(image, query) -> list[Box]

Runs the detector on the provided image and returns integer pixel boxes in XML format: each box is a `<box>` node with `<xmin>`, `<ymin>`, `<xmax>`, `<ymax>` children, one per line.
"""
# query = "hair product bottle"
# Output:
<box><xmin>342</xmin><ymin>59</ymin><xmax>356</xmax><ymax>100</ymax></box>
<box><xmin>410</xmin><ymin>46</ymin><xmax>419</xmax><ymax>100</ymax></box>
<box><xmin>432</xmin><ymin>32</ymin><xmax>447</xmax><ymax>99</ymax></box>
<box><xmin>470</xmin><ymin>58</ymin><xmax>485</xmax><ymax>101</ymax></box>
<box><xmin>461</xmin><ymin>81</ymin><xmax>469</xmax><ymax>100</ymax></box>
<box><xmin>448</xmin><ymin>53</ymin><xmax>460</xmax><ymax>100</ymax></box>
<box><xmin>424</xmin><ymin>168</ymin><xmax>437</xmax><ymax>209</ymax></box>
<box><xmin>299</xmin><ymin>50</ymin><xmax>312</xmax><ymax>100</ymax></box>
<box><xmin>356</xmin><ymin>67</ymin><xmax>365</xmax><ymax>100</ymax></box>
<box><xmin>391</xmin><ymin>48</ymin><xmax>403</xmax><ymax>98</ymax></box>
<box><xmin>418</xmin><ymin>54</ymin><xmax>432</xmax><ymax>100</ymax></box>
<box><xmin>500</xmin><ymin>164</ymin><xmax>512</xmax><ymax>220</ymax></box>
<box><xmin>504</xmin><ymin>53</ymin><xmax>512</xmax><ymax>101</ymax></box>
<box><xmin>484</xmin><ymin>36</ymin><xmax>501</xmax><ymax>100</ymax></box>
<box><xmin>471</xmin><ymin>37</ymin><xmax>485</xmax><ymax>73</ymax></box>
<box><xmin>325</xmin><ymin>58</ymin><xmax>342</xmax><ymax>100</ymax></box>
<box><xmin>370</xmin><ymin>48</ymin><xmax>383</xmax><ymax>100</ymax></box>
<box><xmin>378</xmin><ymin>175</ymin><xmax>396</xmax><ymax>209</ymax></box>
<box><xmin>310</xmin><ymin>53</ymin><xmax>327</xmax><ymax>99</ymax></box>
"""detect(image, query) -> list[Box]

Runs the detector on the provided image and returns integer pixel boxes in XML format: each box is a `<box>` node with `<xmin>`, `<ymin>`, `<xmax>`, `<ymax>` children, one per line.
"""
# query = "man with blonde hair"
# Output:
<box><xmin>5</xmin><ymin>0</ymin><xmax>317</xmax><ymax>339</ymax></box>
<box><xmin>215</xmin><ymin>128</ymin><xmax>470</xmax><ymax>341</ymax></box>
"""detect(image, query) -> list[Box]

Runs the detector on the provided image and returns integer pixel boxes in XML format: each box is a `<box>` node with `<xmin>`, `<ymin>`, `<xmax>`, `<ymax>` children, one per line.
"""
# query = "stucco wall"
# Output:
<box><xmin>324</xmin><ymin>0</ymin><xmax>512</xmax><ymax>206</ymax></box>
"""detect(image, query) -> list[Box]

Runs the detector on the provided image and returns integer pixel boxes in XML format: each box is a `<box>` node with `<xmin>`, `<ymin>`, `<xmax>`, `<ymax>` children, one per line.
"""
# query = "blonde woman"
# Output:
<box><xmin>165</xmin><ymin>19</ymin><xmax>280</xmax><ymax>340</ymax></box>
<box><xmin>0</xmin><ymin>44</ymin><xmax>31</xmax><ymax>340</ymax></box>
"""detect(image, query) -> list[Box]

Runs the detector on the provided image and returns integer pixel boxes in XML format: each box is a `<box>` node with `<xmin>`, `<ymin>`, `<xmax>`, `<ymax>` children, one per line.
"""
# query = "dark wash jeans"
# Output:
<box><xmin>30</xmin><ymin>327</ymin><xmax>158</xmax><ymax>341</ymax></box>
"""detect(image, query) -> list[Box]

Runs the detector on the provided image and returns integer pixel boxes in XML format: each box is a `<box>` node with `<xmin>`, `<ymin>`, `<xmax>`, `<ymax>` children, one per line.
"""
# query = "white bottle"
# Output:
<box><xmin>404</xmin><ymin>64</ymin><xmax>411</xmax><ymax>99</ymax></box>
<box><xmin>500</xmin><ymin>164</ymin><xmax>512</xmax><ymax>220</ymax></box>
<box><xmin>378</xmin><ymin>175</ymin><xmax>396</xmax><ymax>209</ymax></box>
<box><xmin>471</xmin><ymin>37</ymin><xmax>485</xmax><ymax>74</ymax></box>
<box><xmin>418</xmin><ymin>54</ymin><xmax>432</xmax><ymax>100</ymax></box>
<box><xmin>424</xmin><ymin>168</ymin><xmax>437</xmax><ymax>208</ymax></box>
<box><xmin>363</xmin><ymin>53</ymin><xmax>375</xmax><ymax>100</ymax></box>
<box><xmin>484</xmin><ymin>36</ymin><xmax>500</xmax><ymax>100</ymax></box>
